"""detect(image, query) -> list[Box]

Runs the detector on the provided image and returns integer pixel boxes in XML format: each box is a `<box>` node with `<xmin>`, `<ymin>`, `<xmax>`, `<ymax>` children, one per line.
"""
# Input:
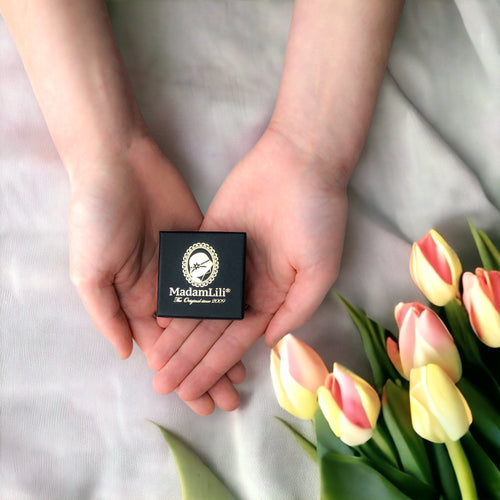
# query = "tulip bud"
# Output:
<box><xmin>394</xmin><ymin>302</ymin><xmax>462</xmax><ymax>382</ymax></box>
<box><xmin>270</xmin><ymin>334</ymin><xmax>329</xmax><ymax>419</ymax></box>
<box><xmin>317</xmin><ymin>363</ymin><xmax>380</xmax><ymax>446</ymax></box>
<box><xmin>462</xmin><ymin>268</ymin><xmax>500</xmax><ymax>348</ymax></box>
<box><xmin>409</xmin><ymin>364</ymin><xmax>472</xmax><ymax>443</ymax></box>
<box><xmin>410</xmin><ymin>229</ymin><xmax>462</xmax><ymax>306</ymax></box>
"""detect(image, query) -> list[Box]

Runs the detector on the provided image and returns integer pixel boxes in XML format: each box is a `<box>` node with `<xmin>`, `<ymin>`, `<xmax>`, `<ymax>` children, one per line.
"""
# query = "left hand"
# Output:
<box><xmin>67</xmin><ymin>136</ymin><xmax>244</xmax><ymax>415</ymax></box>
<box><xmin>147</xmin><ymin>127</ymin><xmax>350</xmax><ymax>405</ymax></box>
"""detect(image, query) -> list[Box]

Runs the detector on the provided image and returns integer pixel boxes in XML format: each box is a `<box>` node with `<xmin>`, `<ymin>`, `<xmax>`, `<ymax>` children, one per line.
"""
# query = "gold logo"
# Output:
<box><xmin>182</xmin><ymin>242</ymin><xmax>219</xmax><ymax>287</ymax></box>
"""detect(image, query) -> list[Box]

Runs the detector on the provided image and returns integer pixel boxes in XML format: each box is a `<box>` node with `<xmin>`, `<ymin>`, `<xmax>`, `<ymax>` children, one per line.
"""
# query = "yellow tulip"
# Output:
<box><xmin>410</xmin><ymin>229</ymin><xmax>462</xmax><ymax>306</ymax></box>
<box><xmin>409</xmin><ymin>364</ymin><xmax>472</xmax><ymax>443</ymax></box>
<box><xmin>270</xmin><ymin>334</ymin><xmax>329</xmax><ymax>419</ymax></box>
<box><xmin>317</xmin><ymin>363</ymin><xmax>380</xmax><ymax>446</ymax></box>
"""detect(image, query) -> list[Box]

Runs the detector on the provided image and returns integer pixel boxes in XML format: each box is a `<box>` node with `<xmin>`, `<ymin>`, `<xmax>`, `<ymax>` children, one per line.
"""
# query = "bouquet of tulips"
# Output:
<box><xmin>271</xmin><ymin>222</ymin><xmax>500</xmax><ymax>500</ymax></box>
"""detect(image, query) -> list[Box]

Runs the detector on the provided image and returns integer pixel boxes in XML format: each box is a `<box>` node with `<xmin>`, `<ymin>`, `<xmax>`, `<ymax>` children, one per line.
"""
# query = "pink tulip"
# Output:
<box><xmin>317</xmin><ymin>363</ymin><xmax>380</xmax><ymax>446</ymax></box>
<box><xmin>393</xmin><ymin>302</ymin><xmax>462</xmax><ymax>382</ymax></box>
<box><xmin>270</xmin><ymin>334</ymin><xmax>329</xmax><ymax>419</ymax></box>
<box><xmin>463</xmin><ymin>268</ymin><xmax>500</xmax><ymax>348</ymax></box>
<box><xmin>410</xmin><ymin>230</ymin><xmax>462</xmax><ymax>306</ymax></box>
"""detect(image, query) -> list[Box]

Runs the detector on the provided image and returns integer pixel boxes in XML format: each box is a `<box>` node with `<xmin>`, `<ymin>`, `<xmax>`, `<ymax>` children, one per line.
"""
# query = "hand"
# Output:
<box><xmin>148</xmin><ymin>128</ymin><xmax>350</xmax><ymax>405</ymax></box>
<box><xmin>68</xmin><ymin>136</ymin><xmax>244</xmax><ymax>414</ymax></box>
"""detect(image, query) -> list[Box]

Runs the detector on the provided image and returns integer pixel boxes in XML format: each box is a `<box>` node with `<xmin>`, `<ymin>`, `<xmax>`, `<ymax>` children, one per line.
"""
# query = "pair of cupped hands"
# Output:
<box><xmin>69</xmin><ymin>125</ymin><xmax>348</xmax><ymax>415</ymax></box>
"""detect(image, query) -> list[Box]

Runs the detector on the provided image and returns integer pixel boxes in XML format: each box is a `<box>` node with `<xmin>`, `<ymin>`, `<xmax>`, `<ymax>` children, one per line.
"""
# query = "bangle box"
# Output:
<box><xmin>157</xmin><ymin>231</ymin><xmax>246</xmax><ymax>320</ymax></box>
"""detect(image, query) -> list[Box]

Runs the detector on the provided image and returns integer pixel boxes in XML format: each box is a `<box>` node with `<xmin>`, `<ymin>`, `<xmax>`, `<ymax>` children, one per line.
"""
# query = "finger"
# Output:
<box><xmin>147</xmin><ymin>318</ymin><xmax>201</xmax><ymax>371</ymax></box>
<box><xmin>181</xmin><ymin>392</ymin><xmax>215</xmax><ymax>416</ymax></box>
<box><xmin>182</xmin><ymin>376</ymin><xmax>241</xmax><ymax>414</ymax></box>
<box><xmin>226</xmin><ymin>361</ymin><xmax>246</xmax><ymax>385</ymax></box>
<box><xmin>156</xmin><ymin>316</ymin><xmax>172</xmax><ymax>329</ymax></box>
<box><xmin>74</xmin><ymin>278</ymin><xmax>134</xmax><ymax>359</ymax></box>
<box><xmin>264</xmin><ymin>267</ymin><xmax>336</xmax><ymax>347</ymax></box>
<box><xmin>152</xmin><ymin>319</ymin><xmax>231</xmax><ymax>395</ymax></box>
<box><xmin>176</xmin><ymin>308</ymin><xmax>271</xmax><ymax>401</ymax></box>
<box><xmin>127</xmin><ymin>315</ymin><xmax>164</xmax><ymax>354</ymax></box>
<box><xmin>207</xmin><ymin>376</ymin><xmax>241</xmax><ymax>412</ymax></box>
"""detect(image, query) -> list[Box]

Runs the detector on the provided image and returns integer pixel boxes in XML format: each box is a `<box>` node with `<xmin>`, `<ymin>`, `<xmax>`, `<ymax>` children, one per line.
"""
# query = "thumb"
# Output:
<box><xmin>264</xmin><ymin>266</ymin><xmax>337</xmax><ymax>347</ymax></box>
<box><xmin>71</xmin><ymin>273</ymin><xmax>134</xmax><ymax>359</ymax></box>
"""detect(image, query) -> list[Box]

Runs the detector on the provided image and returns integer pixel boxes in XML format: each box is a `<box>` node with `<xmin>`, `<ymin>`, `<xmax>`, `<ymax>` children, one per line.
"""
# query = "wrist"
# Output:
<box><xmin>265</xmin><ymin>118</ymin><xmax>355</xmax><ymax>192</ymax></box>
<box><xmin>65</xmin><ymin>129</ymin><xmax>155</xmax><ymax>188</ymax></box>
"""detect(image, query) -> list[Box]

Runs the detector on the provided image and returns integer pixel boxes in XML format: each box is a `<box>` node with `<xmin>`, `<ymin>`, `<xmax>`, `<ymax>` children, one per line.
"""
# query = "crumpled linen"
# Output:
<box><xmin>1</xmin><ymin>1</ymin><xmax>498</xmax><ymax>499</ymax></box>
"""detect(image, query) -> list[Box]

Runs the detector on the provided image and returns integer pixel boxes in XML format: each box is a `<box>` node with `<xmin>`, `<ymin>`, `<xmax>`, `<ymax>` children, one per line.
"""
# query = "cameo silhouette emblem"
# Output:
<box><xmin>182</xmin><ymin>242</ymin><xmax>219</xmax><ymax>287</ymax></box>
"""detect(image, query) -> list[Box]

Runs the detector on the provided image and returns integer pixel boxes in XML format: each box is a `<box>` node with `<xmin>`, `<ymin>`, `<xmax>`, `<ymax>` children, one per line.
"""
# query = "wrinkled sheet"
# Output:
<box><xmin>1</xmin><ymin>1</ymin><xmax>499</xmax><ymax>498</ymax></box>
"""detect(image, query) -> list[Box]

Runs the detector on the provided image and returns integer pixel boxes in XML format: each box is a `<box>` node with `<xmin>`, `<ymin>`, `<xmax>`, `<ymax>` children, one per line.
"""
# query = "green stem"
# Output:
<box><xmin>444</xmin><ymin>439</ymin><xmax>478</xmax><ymax>500</ymax></box>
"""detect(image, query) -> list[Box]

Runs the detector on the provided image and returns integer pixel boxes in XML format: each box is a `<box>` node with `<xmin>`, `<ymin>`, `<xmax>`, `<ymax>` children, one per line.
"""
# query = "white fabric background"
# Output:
<box><xmin>1</xmin><ymin>1</ymin><xmax>499</xmax><ymax>499</ymax></box>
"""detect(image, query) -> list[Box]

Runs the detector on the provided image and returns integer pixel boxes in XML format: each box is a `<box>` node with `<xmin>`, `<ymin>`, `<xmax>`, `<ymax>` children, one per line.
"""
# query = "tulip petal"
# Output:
<box><xmin>471</xmin><ymin>301</ymin><xmax>500</xmax><ymax>348</ymax></box>
<box><xmin>398</xmin><ymin>306</ymin><xmax>418</xmax><ymax>378</ymax></box>
<box><xmin>478</xmin><ymin>268</ymin><xmax>500</xmax><ymax>312</ymax></box>
<box><xmin>318</xmin><ymin>385</ymin><xmax>342</xmax><ymax>437</ymax></box>
<box><xmin>410</xmin><ymin>230</ymin><xmax>462</xmax><ymax>306</ymax></box>
<box><xmin>414</xmin><ymin>311</ymin><xmax>462</xmax><ymax>381</ymax></box>
<box><xmin>411</xmin><ymin>246</ymin><xmax>457</xmax><ymax>306</ymax></box>
<box><xmin>463</xmin><ymin>270</ymin><xmax>500</xmax><ymax>347</ymax></box>
<box><xmin>417</xmin><ymin>231</ymin><xmax>453</xmax><ymax>284</ymax></box>
<box><xmin>357</xmin><ymin>382</ymin><xmax>382</xmax><ymax>428</ymax></box>
<box><xmin>270</xmin><ymin>349</ymin><xmax>300</xmax><ymax>417</ymax></box>
<box><xmin>337</xmin><ymin>411</ymin><xmax>374</xmax><ymax>447</ymax></box>
<box><xmin>280</xmin><ymin>364</ymin><xmax>321</xmax><ymax>420</ymax></box>
<box><xmin>410</xmin><ymin>380</ymin><xmax>447</xmax><ymax>443</ymax></box>
<box><xmin>333</xmin><ymin>365</ymin><xmax>372</xmax><ymax>429</ymax></box>
<box><xmin>396</xmin><ymin>303</ymin><xmax>462</xmax><ymax>381</ymax></box>
<box><xmin>270</xmin><ymin>335</ymin><xmax>328</xmax><ymax>419</ymax></box>
<box><xmin>334</xmin><ymin>364</ymin><xmax>381</xmax><ymax>428</ymax></box>
<box><xmin>318</xmin><ymin>386</ymin><xmax>373</xmax><ymax>446</ymax></box>
<box><xmin>284</xmin><ymin>335</ymin><xmax>329</xmax><ymax>392</ymax></box>
<box><xmin>423</xmin><ymin>365</ymin><xmax>472</xmax><ymax>441</ymax></box>
<box><xmin>462</xmin><ymin>272</ymin><xmax>475</xmax><ymax>312</ymax></box>
<box><xmin>386</xmin><ymin>337</ymin><xmax>405</xmax><ymax>378</ymax></box>
<box><xmin>409</xmin><ymin>365</ymin><xmax>472</xmax><ymax>443</ymax></box>
<box><xmin>318</xmin><ymin>365</ymin><xmax>380</xmax><ymax>447</ymax></box>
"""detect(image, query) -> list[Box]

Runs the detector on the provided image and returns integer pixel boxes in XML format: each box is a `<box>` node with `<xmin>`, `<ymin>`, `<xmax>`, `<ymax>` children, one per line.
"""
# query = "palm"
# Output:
<box><xmin>150</xmin><ymin>130</ymin><xmax>348</xmax><ymax>402</ymax></box>
<box><xmin>69</xmin><ymin>141</ymin><xmax>203</xmax><ymax>357</ymax></box>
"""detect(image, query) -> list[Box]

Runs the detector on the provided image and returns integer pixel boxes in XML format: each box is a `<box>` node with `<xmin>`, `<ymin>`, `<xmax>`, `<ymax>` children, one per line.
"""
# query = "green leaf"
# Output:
<box><xmin>314</xmin><ymin>409</ymin><xmax>355</xmax><ymax>459</ymax></box>
<box><xmin>461</xmin><ymin>432</ymin><xmax>500</xmax><ymax>500</ymax></box>
<box><xmin>382</xmin><ymin>381</ymin><xmax>434</xmax><ymax>486</ymax></box>
<box><xmin>276</xmin><ymin>417</ymin><xmax>318</xmax><ymax>463</ymax></box>
<box><xmin>152</xmin><ymin>422</ymin><xmax>236</xmax><ymax>500</ymax></box>
<box><xmin>336</xmin><ymin>294</ymin><xmax>403</xmax><ymax>393</ymax></box>
<box><xmin>443</xmin><ymin>299</ymin><xmax>483</xmax><ymax>367</ymax></box>
<box><xmin>443</xmin><ymin>300</ymin><xmax>500</xmax><ymax>399</ymax></box>
<box><xmin>458</xmin><ymin>377</ymin><xmax>500</xmax><ymax>464</ymax></box>
<box><xmin>357</xmin><ymin>420</ymin><xmax>400</xmax><ymax>469</ymax></box>
<box><xmin>468</xmin><ymin>220</ymin><xmax>500</xmax><ymax>271</ymax></box>
<box><xmin>314</xmin><ymin>409</ymin><xmax>436</xmax><ymax>499</ymax></box>
<box><xmin>320</xmin><ymin>453</ymin><xmax>436</xmax><ymax>500</ymax></box>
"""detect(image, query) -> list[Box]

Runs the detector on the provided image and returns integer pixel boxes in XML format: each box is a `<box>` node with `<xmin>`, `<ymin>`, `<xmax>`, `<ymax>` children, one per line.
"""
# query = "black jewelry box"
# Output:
<box><xmin>157</xmin><ymin>231</ymin><xmax>246</xmax><ymax>319</ymax></box>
